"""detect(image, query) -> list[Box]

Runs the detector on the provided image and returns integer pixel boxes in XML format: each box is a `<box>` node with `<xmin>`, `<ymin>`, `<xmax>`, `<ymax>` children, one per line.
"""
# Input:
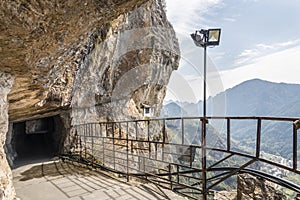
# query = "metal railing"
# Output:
<box><xmin>67</xmin><ymin>116</ymin><xmax>300</xmax><ymax>199</ymax></box>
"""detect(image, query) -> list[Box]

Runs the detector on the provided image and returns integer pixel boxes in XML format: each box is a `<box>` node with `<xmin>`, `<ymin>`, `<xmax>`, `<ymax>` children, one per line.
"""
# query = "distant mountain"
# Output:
<box><xmin>214</xmin><ymin>79</ymin><xmax>300</xmax><ymax>117</ymax></box>
<box><xmin>160</xmin><ymin>102</ymin><xmax>188</xmax><ymax>117</ymax></box>
<box><xmin>162</xmin><ymin>79</ymin><xmax>300</xmax><ymax>117</ymax></box>
<box><xmin>162</xmin><ymin>79</ymin><xmax>300</xmax><ymax>158</ymax></box>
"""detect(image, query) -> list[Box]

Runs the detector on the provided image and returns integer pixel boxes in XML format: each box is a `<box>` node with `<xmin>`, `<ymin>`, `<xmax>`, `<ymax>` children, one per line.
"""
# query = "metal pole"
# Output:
<box><xmin>201</xmin><ymin>120</ymin><xmax>207</xmax><ymax>200</ymax></box>
<box><xmin>203</xmin><ymin>45</ymin><xmax>207</xmax><ymax>118</ymax></box>
<box><xmin>202</xmin><ymin>45</ymin><xmax>207</xmax><ymax>200</ymax></box>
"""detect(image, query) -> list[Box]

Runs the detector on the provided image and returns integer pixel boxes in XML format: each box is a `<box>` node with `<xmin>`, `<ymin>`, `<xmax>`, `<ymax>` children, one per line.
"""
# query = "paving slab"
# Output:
<box><xmin>13</xmin><ymin>160</ymin><xmax>187</xmax><ymax>200</ymax></box>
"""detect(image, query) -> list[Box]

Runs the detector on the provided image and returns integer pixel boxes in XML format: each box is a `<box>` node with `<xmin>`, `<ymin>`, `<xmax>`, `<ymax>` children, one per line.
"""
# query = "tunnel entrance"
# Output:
<box><xmin>6</xmin><ymin>115</ymin><xmax>65</xmax><ymax>167</ymax></box>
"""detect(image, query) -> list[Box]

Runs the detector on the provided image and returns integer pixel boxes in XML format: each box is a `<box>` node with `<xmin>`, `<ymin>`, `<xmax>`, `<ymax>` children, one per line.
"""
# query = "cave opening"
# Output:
<box><xmin>6</xmin><ymin>115</ymin><xmax>66</xmax><ymax>167</ymax></box>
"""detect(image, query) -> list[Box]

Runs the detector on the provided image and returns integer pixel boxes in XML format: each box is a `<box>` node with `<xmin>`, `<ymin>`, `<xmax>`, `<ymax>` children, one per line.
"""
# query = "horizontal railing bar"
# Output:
<box><xmin>206</xmin><ymin>171</ymin><xmax>232</xmax><ymax>182</ymax></box>
<box><xmin>207</xmin><ymin>147</ymin><xmax>299</xmax><ymax>173</ymax></box>
<box><xmin>73</xmin><ymin>116</ymin><xmax>299</xmax><ymax>127</ymax></box>
<box><xmin>177</xmin><ymin>173</ymin><xmax>201</xmax><ymax>181</ymax></box>
<box><xmin>149</xmin><ymin>176</ymin><xmax>202</xmax><ymax>192</ymax></box>
<box><xmin>143</xmin><ymin>164</ymin><xmax>169</xmax><ymax>172</ymax></box>
<box><xmin>142</xmin><ymin>157</ymin><xmax>201</xmax><ymax>171</ymax></box>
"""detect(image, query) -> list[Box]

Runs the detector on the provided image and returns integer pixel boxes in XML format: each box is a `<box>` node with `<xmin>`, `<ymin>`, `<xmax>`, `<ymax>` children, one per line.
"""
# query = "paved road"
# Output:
<box><xmin>13</xmin><ymin>159</ymin><xmax>186</xmax><ymax>200</ymax></box>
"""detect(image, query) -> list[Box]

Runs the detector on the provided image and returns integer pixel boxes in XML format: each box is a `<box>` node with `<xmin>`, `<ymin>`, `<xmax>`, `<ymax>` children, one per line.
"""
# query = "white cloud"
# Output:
<box><xmin>221</xmin><ymin>44</ymin><xmax>300</xmax><ymax>91</ymax></box>
<box><xmin>223</xmin><ymin>17</ymin><xmax>236</xmax><ymax>22</ymax></box>
<box><xmin>235</xmin><ymin>49</ymin><xmax>259</xmax><ymax>66</ymax></box>
<box><xmin>165</xmin><ymin>0</ymin><xmax>223</xmax><ymax>35</ymax></box>
<box><xmin>239</xmin><ymin>49</ymin><xmax>259</xmax><ymax>57</ymax></box>
<box><xmin>235</xmin><ymin>39</ymin><xmax>300</xmax><ymax>67</ymax></box>
<box><xmin>277</xmin><ymin>40</ymin><xmax>297</xmax><ymax>47</ymax></box>
<box><xmin>256</xmin><ymin>44</ymin><xmax>274</xmax><ymax>50</ymax></box>
<box><xmin>166</xmin><ymin>44</ymin><xmax>300</xmax><ymax>102</ymax></box>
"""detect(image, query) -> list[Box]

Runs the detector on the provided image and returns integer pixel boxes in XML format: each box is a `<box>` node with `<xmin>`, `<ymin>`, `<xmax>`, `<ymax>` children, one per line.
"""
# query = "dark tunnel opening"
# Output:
<box><xmin>8</xmin><ymin>116</ymin><xmax>65</xmax><ymax>167</ymax></box>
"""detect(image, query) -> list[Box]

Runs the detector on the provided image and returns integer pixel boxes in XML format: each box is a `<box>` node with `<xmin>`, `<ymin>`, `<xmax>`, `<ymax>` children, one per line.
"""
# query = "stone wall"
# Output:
<box><xmin>0</xmin><ymin>72</ymin><xmax>15</xmax><ymax>200</ymax></box>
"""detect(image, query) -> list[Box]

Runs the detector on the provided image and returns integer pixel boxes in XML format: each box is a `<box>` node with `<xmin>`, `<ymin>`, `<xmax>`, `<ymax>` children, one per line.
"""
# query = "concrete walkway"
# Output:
<box><xmin>12</xmin><ymin>159</ymin><xmax>186</xmax><ymax>200</ymax></box>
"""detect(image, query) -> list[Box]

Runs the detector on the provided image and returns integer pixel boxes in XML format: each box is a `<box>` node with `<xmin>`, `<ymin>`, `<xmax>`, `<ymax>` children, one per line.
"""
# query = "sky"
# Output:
<box><xmin>164</xmin><ymin>0</ymin><xmax>300</xmax><ymax>103</ymax></box>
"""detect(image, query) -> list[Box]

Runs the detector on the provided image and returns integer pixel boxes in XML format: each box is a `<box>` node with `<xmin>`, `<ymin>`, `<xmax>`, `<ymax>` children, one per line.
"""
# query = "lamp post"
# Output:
<box><xmin>191</xmin><ymin>28</ymin><xmax>221</xmax><ymax>200</ymax></box>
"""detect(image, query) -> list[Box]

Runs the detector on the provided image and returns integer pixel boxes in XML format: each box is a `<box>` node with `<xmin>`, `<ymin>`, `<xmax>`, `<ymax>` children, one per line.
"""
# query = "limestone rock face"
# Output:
<box><xmin>67</xmin><ymin>0</ymin><xmax>179</xmax><ymax>172</ymax></box>
<box><xmin>237</xmin><ymin>174</ymin><xmax>287</xmax><ymax>200</ymax></box>
<box><xmin>71</xmin><ymin>0</ymin><xmax>179</xmax><ymax>125</ymax></box>
<box><xmin>214</xmin><ymin>173</ymin><xmax>293</xmax><ymax>200</ymax></box>
<box><xmin>0</xmin><ymin>0</ymin><xmax>150</xmax><ymax>122</ymax></box>
<box><xmin>1</xmin><ymin>0</ymin><xmax>178</xmax><ymax>123</ymax></box>
<box><xmin>0</xmin><ymin>72</ymin><xmax>15</xmax><ymax>200</ymax></box>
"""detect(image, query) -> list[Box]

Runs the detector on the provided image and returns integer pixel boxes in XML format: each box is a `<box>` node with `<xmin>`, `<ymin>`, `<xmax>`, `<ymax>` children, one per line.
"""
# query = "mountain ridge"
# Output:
<box><xmin>161</xmin><ymin>78</ymin><xmax>300</xmax><ymax>158</ymax></box>
<box><xmin>162</xmin><ymin>79</ymin><xmax>300</xmax><ymax>117</ymax></box>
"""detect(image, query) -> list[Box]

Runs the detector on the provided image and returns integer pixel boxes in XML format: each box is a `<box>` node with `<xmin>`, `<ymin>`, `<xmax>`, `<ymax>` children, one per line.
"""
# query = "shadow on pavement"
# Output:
<box><xmin>15</xmin><ymin>160</ymin><xmax>176</xmax><ymax>199</ymax></box>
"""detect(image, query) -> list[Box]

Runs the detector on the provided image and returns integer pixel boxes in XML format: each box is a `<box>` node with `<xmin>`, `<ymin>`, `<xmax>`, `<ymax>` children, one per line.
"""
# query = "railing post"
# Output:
<box><xmin>105</xmin><ymin>123</ymin><xmax>108</xmax><ymax>137</ymax></box>
<box><xmin>119</xmin><ymin>122</ymin><xmax>122</xmax><ymax>138</ymax></box>
<box><xmin>162</xmin><ymin>119</ymin><xmax>166</xmax><ymax>161</ymax></box>
<box><xmin>177</xmin><ymin>165</ymin><xmax>180</xmax><ymax>184</ymax></box>
<box><xmin>79</xmin><ymin>126</ymin><xmax>82</xmax><ymax>158</ymax></box>
<box><xmin>190</xmin><ymin>146</ymin><xmax>193</xmax><ymax>168</ymax></box>
<box><xmin>91</xmin><ymin>124</ymin><xmax>94</xmax><ymax>159</ymax></box>
<box><xmin>113</xmin><ymin>122</ymin><xmax>116</xmax><ymax>170</ymax></box>
<box><xmin>100</xmin><ymin>122</ymin><xmax>102</xmax><ymax>137</ymax></box>
<box><xmin>256</xmin><ymin>118</ymin><xmax>262</xmax><ymax>158</ymax></box>
<box><xmin>227</xmin><ymin>118</ymin><xmax>231</xmax><ymax>151</ymax></box>
<box><xmin>293</xmin><ymin>123</ymin><xmax>298</xmax><ymax>170</ymax></box>
<box><xmin>103</xmin><ymin>123</ymin><xmax>105</xmax><ymax>166</ymax></box>
<box><xmin>169</xmin><ymin>163</ymin><xmax>172</xmax><ymax>190</ymax></box>
<box><xmin>182</xmin><ymin>118</ymin><xmax>185</xmax><ymax>145</ymax></box>
<box><xmin>126</xmin><ymin>122</ymin><xmax>129</xmax><ymax>182</ymax></box>
<box><xmin>84</xmin><ymin>124</ymin><xmax>87</xmax><ymax>158</ymax></box>
<box><xmin>155</xmin><ymin>143</ymin><xmax>158</xmax><ymax>160</ymax></box>
<box><xmin>135</xmin><ymin>121</ymin><xmax>138</xmax><ymax>139</ymax></box>
<box><xmin>163</xmin><ymin>120</ymin><xmax>166</xmax><ymax>143</ymax></box>
<box><xmin>148</xmin><ymin>120</ymin><xmax>151</xmax><ymax>159</ymax></box>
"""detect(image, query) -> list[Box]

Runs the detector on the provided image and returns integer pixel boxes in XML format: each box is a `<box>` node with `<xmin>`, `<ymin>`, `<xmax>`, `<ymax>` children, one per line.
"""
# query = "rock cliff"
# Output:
<box><xmin>214</xmin><ymin>174</ymin><xmax>290</xmax><ymax>200</ymax></box>
<box><xmin>1</xmin><ymin>0</ymin><xmax>152</xmax><ymax>122</ymax></box>
<box><xmin>71</xmin><ymin>0</ymin><xmax>179</xmax><ymax>125</ymax></box>
<box><xmin>237</xmin><ymin>174</ymin><xmax>287</xmax><ymax>199</ymax></box>
<box><xmin>0</xmin><ymin>0</ymin><xmax>179</xmax><ymax>199</ymax></box>
<box><xmin>0</xmin><ymin>72</ymin><xmax>15</xmax><ymax>200</ymax></box>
